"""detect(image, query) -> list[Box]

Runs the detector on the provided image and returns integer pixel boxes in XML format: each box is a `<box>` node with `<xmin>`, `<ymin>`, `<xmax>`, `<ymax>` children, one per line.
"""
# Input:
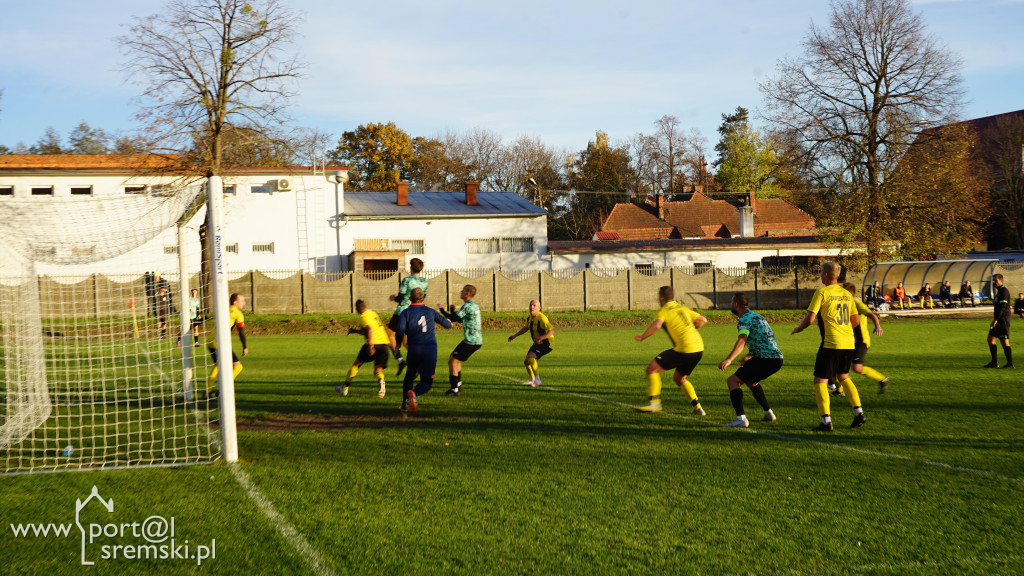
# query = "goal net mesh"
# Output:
<box><xmin>0</xmin><ymin>187</ymin><xmax>221</xmax><ymax>474</ymax></box>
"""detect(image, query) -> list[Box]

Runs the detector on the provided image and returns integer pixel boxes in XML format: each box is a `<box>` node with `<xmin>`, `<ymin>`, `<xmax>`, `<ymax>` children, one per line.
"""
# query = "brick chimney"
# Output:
<box><xmin>465</xmin><ymin>181</ymin><xmax>478</xmax><ymax>206</ymax></box>
<box><xmin>396</xmin><ymin>181</ymin><xmax>409</xmax><ymax>206</ymax></box>
<box><xmin>654</xmin><ymin>193</ymin><xmax>666</xmax><ymax>220</ymax></box>
<box><xmin>747</xmin><ymin>190</ymin><xmax>757</xmax><ymax>212</ymax></box>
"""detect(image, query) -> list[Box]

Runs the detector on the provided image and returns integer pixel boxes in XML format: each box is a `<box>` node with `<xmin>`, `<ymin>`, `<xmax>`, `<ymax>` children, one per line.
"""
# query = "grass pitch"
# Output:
<box><xmin>2</xmin><ymin>317</ymin><xmax>1023</xmax><ymax>575</ymax></box>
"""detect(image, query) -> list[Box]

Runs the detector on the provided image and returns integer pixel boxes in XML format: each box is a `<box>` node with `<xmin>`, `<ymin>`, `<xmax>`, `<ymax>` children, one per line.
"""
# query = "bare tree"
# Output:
<box><xmin>119</xmin><ymin>0</ymin><xmax>304</xmax><ymax>176</ymax></box>
<box><xmin>761</xmin><ymin>0</ymin><xmax>965</xmax><ymax>262</ymax></box>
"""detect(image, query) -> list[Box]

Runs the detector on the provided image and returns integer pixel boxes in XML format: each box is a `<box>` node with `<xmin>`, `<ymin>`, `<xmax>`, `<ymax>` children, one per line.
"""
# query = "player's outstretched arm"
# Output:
<box><xmin>791</xmin><ymin>311</ymin><xmax>815</xmax><ymax>335</ymax></box>
<box><xmin>434</xmin><ymin>309</ymin><xmax>453</xmax><ymax>329</ymax></box>
<box><xmin>635</xmin><ymin>319</ymin><xmax>663</xmax><ymax>342</ymax></box>
<box><xmin>508</xmin><ymin>326</ymin><xmax>528</xmax><ymax>342</ymax></box>
<box><xmin>719</xmin><ymin>335</ymin><xmax>748</xmax><ymax>371</ymax></box>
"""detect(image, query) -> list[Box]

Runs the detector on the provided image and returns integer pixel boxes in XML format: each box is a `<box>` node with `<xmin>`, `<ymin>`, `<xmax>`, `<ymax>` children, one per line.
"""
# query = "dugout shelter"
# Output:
<box><xmin>862</xmin><ymin>259</ymin><xmax>1000</xmax><ymax>306</ymax></box>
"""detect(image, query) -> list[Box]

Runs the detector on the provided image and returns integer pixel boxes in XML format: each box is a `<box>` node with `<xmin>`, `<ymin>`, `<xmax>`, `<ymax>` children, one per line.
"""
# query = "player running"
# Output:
<box><xmin>440</xmin><ymin>284</ymin><xmax>483</xmax><ymax>396</ymax></box>
<box><xmin>388</xmin><ymin>258</ymin><xmax>429</xmax><ymax>376</ymax></box>
<box><xmin>508</xmin><ymin>300</ymin><xmax>554</xmax><ymax>387</ymax></box>
<box><xmin>718</xmin><ymin>293</ymin><xmax>779</xmax><ymax>427</ymax></box>
<box><xmin>983</xmin><ymin>274</ymin><xmax>1014</xmax><ymax>369</ymax></box>
<box><xmin>205</xmin><ymin>293</ymin><xmax>248</xmax><ymax>400</ymax></box>
<box><xmin>634</xmin><ymin>286</ymin><xmax>707</xmax><ymax>415</ymax></box>
<box><xmin>336</xmin><ymin>300</ymin><xmax>389</xmax><ymax>398</ymax></box>
<box><xmin>396</xmin><ymin>288</ymin><xmax>452</xmax><ymax>412</ymax></box>
<box><xmin>842</xmin><ymin>282</ymin><xmax>890</xmax><ymax>393</ymax></box>
<box><xmin>792</xmin><ymin>262</ymin><xmax>864</xmax><ymax>432</ymax></box>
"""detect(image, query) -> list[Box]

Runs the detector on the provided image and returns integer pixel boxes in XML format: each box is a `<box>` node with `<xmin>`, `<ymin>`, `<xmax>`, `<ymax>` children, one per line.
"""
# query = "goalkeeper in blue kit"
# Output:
<box><xmin>396</xmin><ymin>287</ymin><xmax>452</xmax><ymax>412</ymax></box>
<box><xmin>440</xmin><ymin>284</ymin><xmax>483</xmax><ymax>396</ymax></box>
<box><xmin>388</xmin><ymin>258</ymin><xmax>430</xmax><ymax>376</ymax></box>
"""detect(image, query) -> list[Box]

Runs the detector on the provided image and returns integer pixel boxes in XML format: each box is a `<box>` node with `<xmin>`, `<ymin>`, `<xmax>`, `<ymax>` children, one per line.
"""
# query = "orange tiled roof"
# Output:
<box><xmin>603</xmin><ymin>192</ymin><xmax>815</xmax><ymax>239</ymax></box>
<box><xmin>0</xmin><ymin>154</ymin><xmax>185</xmax><ymax>171</ymax></box>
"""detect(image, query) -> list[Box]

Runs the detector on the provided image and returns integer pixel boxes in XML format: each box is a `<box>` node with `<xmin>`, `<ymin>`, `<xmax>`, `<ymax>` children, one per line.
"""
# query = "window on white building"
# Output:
<box><xmin>252</xmin><ymin>242</ymin><xmax>275</xmax><ymax>254</ymax></box>
<box><xmin>501</xmin><ymin>237</ymin><xmax>534</xmax><ymax>253</ymax></box>
<box><xmin>225</xmin><ymin>243</ymin><xmax>239</xmax><ymax>254</ymax></box>
<box><xmin>634</xmin><ymin>263</ymin><xmax>656</xmax><ymax>276</ymax></box>
<box><xmin>223</xmin><ymin>184</ymin><xmax>236</xmax><ymax>195</ymax></box>
<box><xmin>391</xmin><ymin>239</ymin><xmax>424</xmax><ymax>254</ymax></box>
<box><xmin>163</xmin><ymin>245</ymin><xmax>179</xmax><ymax>255</ymax></box>
<box><xmin>124</xmin><ymin>185</ymin><xmax>147</xmax><ymax>194</ymax></box>
<box><xmin>31</xmin><ymin>186</ymin><xmax>53</xmax><ymax>196</ymax></box>
<box><xmin>694</xmin><ymin>262</ymin><xmax>712</xmax><ymax>274</ymax></box>
<box><xmin>0</xmin><ymin>186</ymin><xmax>13</xmax><ymax>196</ymax></box>
<box><xmin>70</xmin><ymin>186</ymin><xmax>93</xmax><ymax>195</ymax></box>
<box><xmin>251</xmin><ymin>184</ymin><xmax>272</xmax><ymax>194</ymax></box>
<box><xmin>468</xmin><ymin>238</ymin><xmax>500</xmax><ymax>254</ymax></box>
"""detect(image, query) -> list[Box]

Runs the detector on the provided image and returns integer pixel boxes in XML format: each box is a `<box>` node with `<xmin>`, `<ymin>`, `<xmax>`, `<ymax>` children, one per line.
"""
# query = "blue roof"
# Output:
<box><xmin>343</xmin><ymin>191</ymin><xmax>546</xmax><ymax>219</ymax></box>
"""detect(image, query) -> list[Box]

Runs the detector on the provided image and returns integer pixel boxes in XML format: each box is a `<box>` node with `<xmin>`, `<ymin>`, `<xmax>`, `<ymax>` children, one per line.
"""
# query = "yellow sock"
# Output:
<box><xmin>840</xmin><ymin>377</ymin><xmax>861</xmax><ymax>408</ymax></box>
<box><xmin>680</xmin><ymin>380</ymin><xmax>700</xmax><ymax>408</ymax></box>
<box><xmin>861</xmin><ymin>366</ymin><xmax>886</xmax><ymax>382</ymax></box>
<box><xmin>346</xmin><ymin>365</ymin><xmax>360</xmax><ymax>383</ymax></box>
<box><xmin>527</xmin><ymin>358</ymin><xmax>538</xmax><ymax>380</ymax></box>
<box><xmin>375</xmin><ymin>369</ymin><xmax>385</xmax><ymax>384</ymax></box>
<box><xmin>814</xmin><ymin>381</ymin><xmax>830</xmax><ymax>416</ymax></box>
<box><xmin>646</xmin><ymin>373</ymin><xmax>662</xmax><ymax>399</ymax></box>
<box><xmin>207</xmin><ymin>366</ymin><xmax>219</xmax><ymax>391</ymax></box>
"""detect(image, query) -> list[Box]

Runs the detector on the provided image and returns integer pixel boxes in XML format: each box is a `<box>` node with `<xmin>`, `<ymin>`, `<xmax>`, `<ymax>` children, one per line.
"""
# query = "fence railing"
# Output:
<box><xmin>28</xmin><ymin>263</ymin><xmax>1023</xmax><ymax>318</ymax></box>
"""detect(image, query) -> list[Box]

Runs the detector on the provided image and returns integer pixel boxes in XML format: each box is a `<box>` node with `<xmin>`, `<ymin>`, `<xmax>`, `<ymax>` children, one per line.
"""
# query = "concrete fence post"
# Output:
<box><xmin>249</xmin><ymin>271</ymin><xmax>256</xmax><ymax>314</ymax></box>
<box><xmin>794</xmin><ymin>268</ymin><xmax>800</xmax><ymax>309</ymax></box>
<box><xmin>300</xmin><ymin>272</ymin><xmax>306</xmax><ymax>314</ymax></box>
<box><xmin>583</xmin><ymin>269</ymin><xmax>589</xmax><ymax>311</ymax></box>
<box><xmin>538</xmin><ymin>271</ymin><xmax>544</xmax><ymax>306</ymax></box>
<box><xmin>492</xmin><ymin>270</ymin><xmax>497</xmax><ymax>312</ymax></box>
<box><xmin>712</xmin><ymin>267</ymin><xmax>718</xmax><ymax>310</ymax></box>
<box><xmin>754</xmin><ymin>267</ymin><xmax>760</xmax><ymax>309</ymax></box>
<box><xmin>627</xmin><ymin>268</ymin><xmax>632</xmax><ymax>311</ymax></box>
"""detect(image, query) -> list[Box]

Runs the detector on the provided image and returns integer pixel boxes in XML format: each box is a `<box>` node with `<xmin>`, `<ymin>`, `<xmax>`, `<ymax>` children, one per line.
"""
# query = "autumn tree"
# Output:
<box><xmin>981</xmin><ymin>114</ymin><xmax>1024</xmax><ymax>249</ymax></box>
<box><xmin>29</xmin><ymin>127</ymin><xmax>64</xmax><ymax>154</ymax></box>
<box><xmin>761</xmin><ymin>0</ymin><xmax>967</xmax><ymax>263</ymax></box>
<box><xmin>551</xmin><ymin>131</ymin><xmax>635</xmax><ymax>240</ymax></box>
<box><xmin>331</xmin><ymin>122</ymin><xmax>416</xmax><ymax>191</ymax></box>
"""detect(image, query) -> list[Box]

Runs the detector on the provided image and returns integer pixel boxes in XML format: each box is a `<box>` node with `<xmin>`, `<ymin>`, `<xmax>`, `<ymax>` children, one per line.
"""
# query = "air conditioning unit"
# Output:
<box><xmin>276</xmin><ymin>178</ymin><xmax>292</xmax><ymax>191</ymax></box>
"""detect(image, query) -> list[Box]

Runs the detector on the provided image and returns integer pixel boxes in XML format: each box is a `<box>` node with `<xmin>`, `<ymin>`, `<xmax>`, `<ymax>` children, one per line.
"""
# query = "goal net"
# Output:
<box><xmin>0</xmin><ymin>186</ymin><xmax>221</xmax><ymax>474</ymax></box>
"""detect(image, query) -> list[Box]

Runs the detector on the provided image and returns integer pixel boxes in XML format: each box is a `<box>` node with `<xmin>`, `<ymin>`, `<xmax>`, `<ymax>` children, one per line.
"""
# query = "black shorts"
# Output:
<box><xmin>190</xmin><ymin>317</ymin><xmax>204</xmax><ymax>330</ymax></box>
<box><xmin>208</xmin><ymin>346</ymin><xmax>239</xmax><ymax>364</ymax></box>
<box><xmin>852</xmin><ymin>343</ymin><xmax>869</xmax><ymax>365</ymax></box>
<box><xmin>734</xmin><ymin>357</ymin><xmax>783</xmax><ymax>384</ymax></box>
<box><xmin>989</xmin><ymin>317</ymin><xmax>1011</xmax><ymax>340</ymax></box>
<box><xmin>356</xmin><ymin>344</ymin><xmax>390</xmax><ymax>367</ymax></box>
<box><xmin>387</xmin><ymin>314</ymin><xmax>400</xmax><ymax>332</ymax></box>
<box><xmin>527</xmin><ymin>341</ymin><xmax>553</xmax><ymax>359</ymax></box>
<box><xmin>451</xmin><ymin>341</ymin><xmax>482</xmax><ymax>361</ymax></box>
<box><xmin>813</xmin><ymin>347</ymin><xmax>853</xmax><ymax>380</ymax></box>
<box><xmin>654</xmin><ymin>350</ymin><xmax>702</xmax><ymax>375</ymax></box>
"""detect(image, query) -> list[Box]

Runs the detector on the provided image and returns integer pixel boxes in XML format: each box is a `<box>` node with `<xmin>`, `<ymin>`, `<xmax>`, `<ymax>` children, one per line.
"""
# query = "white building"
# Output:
<box><xmin>0</xmin><ymin>155</ymin><xmax>548</xmax><ymax>277</ymax></box>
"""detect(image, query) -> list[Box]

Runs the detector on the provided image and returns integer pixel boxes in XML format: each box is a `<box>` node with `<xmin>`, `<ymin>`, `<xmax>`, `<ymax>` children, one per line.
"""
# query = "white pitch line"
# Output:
<box><xmin>229</xmin><ymin>463</ymin><xmax>338</xmax><ymax>576</ymax></box>
<box><xmin>477</xmin><ymin>370</ymin><xmax>1024</xmax><ymax>484</ymax></box>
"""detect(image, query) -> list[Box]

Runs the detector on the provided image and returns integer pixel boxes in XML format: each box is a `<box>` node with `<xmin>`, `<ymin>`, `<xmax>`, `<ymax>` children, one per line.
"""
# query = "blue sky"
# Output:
<box><xmin>1</xmin><ymin>0</ymin><xmax>1021</xmax><ymax>155</ymax></box>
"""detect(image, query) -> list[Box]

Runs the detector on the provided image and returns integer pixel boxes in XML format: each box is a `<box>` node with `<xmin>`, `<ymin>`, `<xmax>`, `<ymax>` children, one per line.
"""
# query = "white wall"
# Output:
<box><xmin>4</xmin><ymin>170</ymin><xmax>549</xmax><ymax>278</ymax></box>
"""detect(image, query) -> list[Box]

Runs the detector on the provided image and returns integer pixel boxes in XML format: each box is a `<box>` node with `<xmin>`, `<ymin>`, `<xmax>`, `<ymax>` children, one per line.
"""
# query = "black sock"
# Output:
<box><xmin>1003</xmin><ymin>346</ymin><xmax>1013</xmax><ymax>365</ymax></box>
<box><xmin>748</xmin><ymin>383</ymin><xmax>771</xmax><ymax>411</ymax></box>
<box><xmin>990</xmin><ymin>344</ymin><xmax>999</xmax><ymax>363</ymax></box>
<box><xmin>449</xmin><ymin>373</ymin><xmax>459</xmax><ymax>388</ymax></box>
<box><xmin>729</xmin><ymin>388</ymin><xmax>745</xmax><ymax>416</ymax></box>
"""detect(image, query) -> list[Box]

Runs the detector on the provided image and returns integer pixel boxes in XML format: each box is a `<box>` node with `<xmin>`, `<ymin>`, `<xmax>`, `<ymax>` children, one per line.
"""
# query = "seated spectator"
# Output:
<box><xmin>1014</xmin><ymin>292</ymin><xmax>1024</xmax><ymax>319</ymax></box>
<box><xmin>959</xmin><ymin>281</ymin><xmax>975</xmax><ymax>307</ymax></box>
<box><xmin>939</xmin><ymin>280</ymin><xmax>954</xmax><ymax>308</ymax></box>
<box><xmin>893</xmin><ymin>282</ymin><xmax>911</xmax><ymax>309</ymax></box>
<box><xmin>864</xmin><ymin>281</ymin><xmax>883</xmax><ymax>308</ymax></box>
<box><xmin>917</xmin><ymin>283</ymin><xmax>934</xmax><ymax>309</ymax></box>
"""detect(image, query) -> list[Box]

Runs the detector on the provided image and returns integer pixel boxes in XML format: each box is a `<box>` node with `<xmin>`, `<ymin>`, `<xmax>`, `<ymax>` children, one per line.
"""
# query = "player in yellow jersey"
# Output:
<box><xmin>633</xmin><ymin>286</ymin><xmax>707</xmax><ymax>415</ymax></box>
<box><xmin>336</xmin><ymin>300</ymin><xmax>389</xmax><ymax>398</ymax></box>
<box><xmin>842</xmin><ymin>282</ymin><xmax>890</xmax><ymax>394</ymax></box>
<box><xmin>792</xmin><ymin>262</ymin><xmax>864</xmax><ymax>431</ymax></box>
<box><xmin>508</xmin><ymin>300</ymin><xmax>554</xmax><ymax>387</ymax></box>
<box><xmin>205</xmin><ymin>293</ymin><xmax>248</xmax><ymax>399</ymax></box>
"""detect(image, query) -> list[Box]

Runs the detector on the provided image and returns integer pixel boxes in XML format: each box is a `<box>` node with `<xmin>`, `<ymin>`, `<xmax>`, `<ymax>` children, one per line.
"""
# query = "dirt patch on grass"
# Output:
<box><xmin>235</xmin><ymin>413</ymin><xmax>431</xmax><ymax>431</ymax></box>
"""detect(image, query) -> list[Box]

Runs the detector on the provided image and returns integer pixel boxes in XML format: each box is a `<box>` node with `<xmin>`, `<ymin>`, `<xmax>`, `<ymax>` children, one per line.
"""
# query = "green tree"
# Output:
<box><xmin>330</xmin><ymin>122</ymin><xmax>416</xmax><ymax>191</ymax></box>
<box><xmin>552</xmin><ymin>131</ymin><xmax>635</xmax><ymax>240</ymax></box>
<box><xmin>715</xmin><ymin>124</ymin><xmax>781</xmax><ymax>193</ymax></box>
<box><xmin>761</xmin><ymin>0</ymin><xmax>966</xmax><ymax>263</ymax></box>
<box><xmin>713</xmin><ymin>107</ymin><xmax>749</xmax><ymax>169</ymax></box>
<box><xmin>67</xmin><ymin>122</ymin><xmax>110</xmax><ymax>154</ymax></box>
<box><xmin>29</xmin><ymin>127</ymin><xmax>64</xmax><ymax>154</ymax></box>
